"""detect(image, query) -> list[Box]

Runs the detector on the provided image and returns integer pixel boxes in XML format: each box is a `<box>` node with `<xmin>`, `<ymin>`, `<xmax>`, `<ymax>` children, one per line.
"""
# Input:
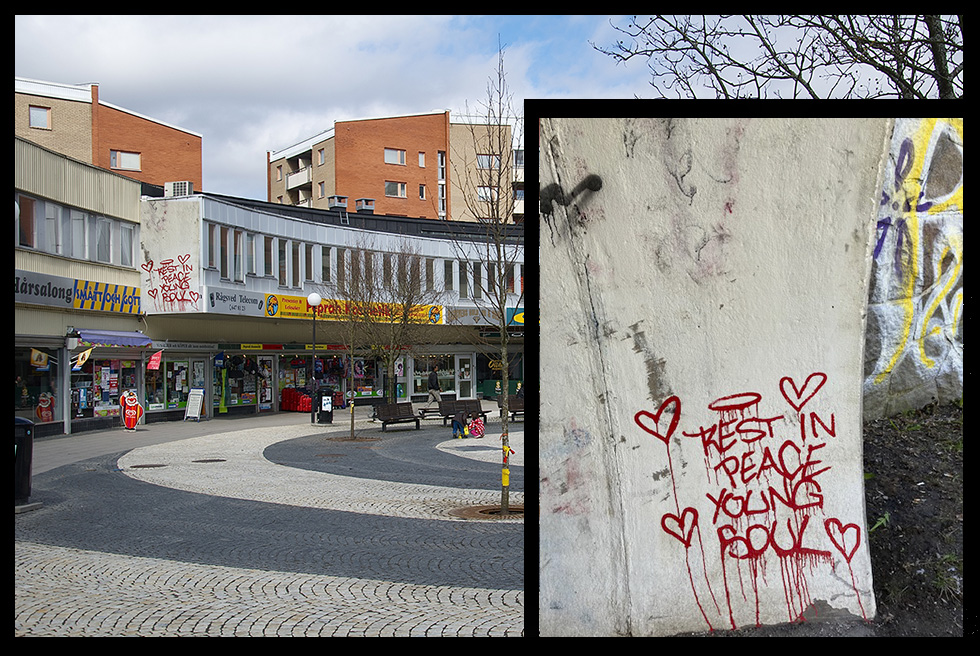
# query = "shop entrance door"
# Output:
<box><xmin>258</xmin><ymin>356</ymin><xmax>275</xmax><ymax>412</ymax></box>
<box><xmin>455</xmin><ymin>355</ymin><xmax>473</xmax><ymax>399</ymax></box>
<box><xmin>190</xmin><ymin>359</ymin><xmax>208</xmax><ymax>419</ymax></box>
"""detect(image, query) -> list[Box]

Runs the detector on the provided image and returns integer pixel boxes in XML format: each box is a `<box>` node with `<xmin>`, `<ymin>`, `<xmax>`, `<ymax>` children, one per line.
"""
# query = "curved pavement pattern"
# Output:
<box><xmin>15</xmin><ymin>415</ymin><xmax>524</xmax><ymax>637</ymax></box>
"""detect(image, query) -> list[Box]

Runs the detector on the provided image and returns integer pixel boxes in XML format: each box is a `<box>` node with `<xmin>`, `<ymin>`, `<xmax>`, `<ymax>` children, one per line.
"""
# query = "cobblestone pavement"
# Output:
<box><xmin>15</xmin><ymin>409</ymin><xmax>524</xmax><ymax>637</ymax></box>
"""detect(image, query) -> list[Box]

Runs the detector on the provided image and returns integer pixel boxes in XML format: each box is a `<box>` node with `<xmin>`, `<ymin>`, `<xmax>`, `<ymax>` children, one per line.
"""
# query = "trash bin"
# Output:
<box><xmin>317</xmin><ymin>391</ymin><xmax>333</xmax><ymax>424</ymax></box>
<box><xmin>15</xmin><ymin>417</ymin><xmax>34</xmax><ymax>504</ymax></box>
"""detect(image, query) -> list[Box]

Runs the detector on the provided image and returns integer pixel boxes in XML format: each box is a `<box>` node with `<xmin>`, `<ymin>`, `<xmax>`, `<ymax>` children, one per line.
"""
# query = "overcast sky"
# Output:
<box><xmin>15</xmin><ymin>14</ymin><xmax>647</xmax><ymax>200</ymax></box>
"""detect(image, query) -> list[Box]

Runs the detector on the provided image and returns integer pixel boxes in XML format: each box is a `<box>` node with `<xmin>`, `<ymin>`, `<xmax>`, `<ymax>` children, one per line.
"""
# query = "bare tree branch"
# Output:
<box><xmin>593</xmin><ymin>15</ymin><xmax>963</xmax><ymax>99</ymax></box>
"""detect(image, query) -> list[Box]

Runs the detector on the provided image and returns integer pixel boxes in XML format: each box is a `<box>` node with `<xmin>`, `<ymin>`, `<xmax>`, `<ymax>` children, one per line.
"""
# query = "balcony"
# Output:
<box><xmin>286</xmin><ymin>166</ymin><xmax>311</xmax><ymax>191</ymax></box>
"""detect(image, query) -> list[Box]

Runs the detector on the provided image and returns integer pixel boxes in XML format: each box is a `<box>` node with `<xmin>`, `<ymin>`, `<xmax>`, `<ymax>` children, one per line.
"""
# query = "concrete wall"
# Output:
<box><xmin>539</xmin><ymin>118</ymin><xmax>889</xmax><ymax>636</ymax></box>
<box><xmin>140</xmin><ymin>197</ymin><xmax>204</xmax><ymax>314</ymax></box>
<box><xmin>863</xmin><ymin>118</ymin><xmax>963</xmax><ymax>418</ymax></box>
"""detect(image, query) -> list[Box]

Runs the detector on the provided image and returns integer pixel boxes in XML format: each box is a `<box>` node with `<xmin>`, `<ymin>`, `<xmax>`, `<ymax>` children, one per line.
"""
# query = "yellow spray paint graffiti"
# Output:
<box><xmin>866</xmin><ymin>117</ymin><xmax>963</xmax><ymax>414</ymax></box>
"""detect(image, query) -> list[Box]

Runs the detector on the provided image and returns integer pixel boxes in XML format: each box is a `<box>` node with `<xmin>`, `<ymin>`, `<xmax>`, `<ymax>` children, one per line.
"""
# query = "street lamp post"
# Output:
<box><xmin>307</xmin><ymin>292</ymin><xmax>322</xmax><ymax>424</ymax></box>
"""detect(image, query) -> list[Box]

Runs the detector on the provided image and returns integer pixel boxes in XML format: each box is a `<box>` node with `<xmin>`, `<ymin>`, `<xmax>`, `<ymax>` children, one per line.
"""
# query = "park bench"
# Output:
<box><xmin>376</xmin><ymin>402</ymin><xmax>420</xmax><ymax>432</ymax></box>
<box><xmin>456</xmin><ymin>399</ymin><xmax>488</xmax><ymax>423</ymax></box>
<box><xmin>438</xmin><ymin>399</ymin><xmax>457</xmax><ymax>426</ymax></box>
<box><xmin>498</xmin><ymin>395</ymin><xmax>524</xmax><ymax>421</ymax></box>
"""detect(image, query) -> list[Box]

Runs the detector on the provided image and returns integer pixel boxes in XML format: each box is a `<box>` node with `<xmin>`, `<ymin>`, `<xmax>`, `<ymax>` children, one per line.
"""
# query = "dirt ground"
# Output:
<box><xmin>682</xmin><ymin>400</ymin><xmax>964</xmax><ymax>637</ymax></box>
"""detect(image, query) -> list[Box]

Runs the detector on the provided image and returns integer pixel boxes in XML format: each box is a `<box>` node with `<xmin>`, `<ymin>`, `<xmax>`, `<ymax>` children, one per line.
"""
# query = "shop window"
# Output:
<box><xmin>414</xmin><ymin>356</ymin><xmax>454</xmax><ymax>395</ymax></box>
<box><xmin>145</xmin><ymin>368</ymin><xmax>166</xmax><ymax>408</ymax></box>
<box><xmin>16</xmin><ymin>347</ymin><xmax>60</xmax><ymax>424</ymax></box>
<box><xmin>165</xmin><ymin>360</ymin><xmax>190</xmax><ymax>409</ymax></box>
<box><xmin>215</xmin><ymin>355</ymin><xmax>259</xmax><ymax>409</ymax></box>
<box><xmin>71</xmin><ymin>358</ymin><xmax>136</xmax><ymax>419</ymax></box>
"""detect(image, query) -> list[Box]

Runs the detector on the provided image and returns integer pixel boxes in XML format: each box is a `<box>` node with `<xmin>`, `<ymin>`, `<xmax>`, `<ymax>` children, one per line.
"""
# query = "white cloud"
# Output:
<box><xmin>16</xmin><ymin>15</ymin><xmax>640</xmax><ymax>198</ymax></box>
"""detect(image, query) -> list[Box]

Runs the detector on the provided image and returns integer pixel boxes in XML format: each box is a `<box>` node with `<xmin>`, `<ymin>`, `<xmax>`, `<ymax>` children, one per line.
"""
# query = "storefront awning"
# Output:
<box><xmin>77</xmin><ymin>329</ymin><xmax>153</xmax><ymax>348</ymax></box>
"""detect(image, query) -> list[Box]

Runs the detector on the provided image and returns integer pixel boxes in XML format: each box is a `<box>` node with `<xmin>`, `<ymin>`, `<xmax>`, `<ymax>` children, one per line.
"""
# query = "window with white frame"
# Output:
<box><xmin>419</xmin><ymin>152</ymin><xmax>425</xmax><ymax>167</ymax></box>
<box><xmin>477</xmin><ymin>154</ymin><xmax>501</xmax><ymax>170</ymax></box>
<box><xmin>384</xmin><ymin>148</ymin><xmax>406</xmax><ymax>165</ymax></box>
<box><xmin>318</xmin><ymin>148</ymin><xmax>325</xmax><ymax>166</ymax></box>
<box><xmin>385</xmin><ymin>181</ymin><xmax>407</xmax><ymax>198</ymax></box>
<box><xmin>247</xmin><ymin>233</ymin><xmax>255</xmax><ymax>275</ymax></box>
<box><xmin>459</xmin><ymin>261</ymin><xmax>469</xmax><ymax>298</ymax></box>
<box><xmin>17</xmin><ymin>196</ymin><xmax>35</xmax><ymax>248</ymax></box>
<box><xmin>220</xmin><ymin>226</ymin><xmax>230</xmax><ymax>278</ymax></box>
<box><xmin>321</xmin><ymin>246</ymin><xmax>331</xmax><ymax>283</ymax></box>
<box><xmin>207</xmin><ymin>224</ymin><xmax>217</xmax><ymax>268</ymax></box>
<box><xmin>110</xmin><ymin>150</ymin><xmax>141</xmax><ymax>171</ymax></box>
<box><xmin>96</xmin><ymin>217</ymin><xmax>112</xmax><ymax>263</ymax></box>
<box><xmin>234</xmin><ymin>229</ymin><xmax>244</xmax><ymax>282</ymax></box>
<box><xmin>264</xmin><ymin>236</ymin><xmax>274</xmax><ymax>276</ymax></box>
<box><xmin>120</xmin><ymin>223</ymin><xmax>134</xmax><ymax>267</ymax></box>
<box><xmin>278</xmin><ymin>239</ymin><xmax>287</xmax><ymax>286</ymax></box>
<box><xmin>305</xmin><ymin>244</ymin><xmax>314</xmax><ymax>281</ymax></box>
<box><xmin>29</xmin><ymin>106</ymin><xmax>51</xmax><ymax>129</ymax></box>
<box><xmin>71</xmin><ymin>210</ymin><xmax>86</xmax><ymax>259</ymax></box>
<box><xmin>477</xmin><ymin>186</ymin><xmax>499</xmax><ymax>202</ymax></box>
<box><xmin>44</xmin><ymin>203</ymin><xmax>60</xmax><ymax>254</ymax></box>
<box><xmin>292</xmin><ymin>242</ymin><xmax>300</xmax><ymax>287</ymax></box>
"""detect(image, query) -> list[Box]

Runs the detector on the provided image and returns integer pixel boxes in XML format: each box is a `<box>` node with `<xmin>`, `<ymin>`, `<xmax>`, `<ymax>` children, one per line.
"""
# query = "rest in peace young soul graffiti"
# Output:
<box><xmin>634</xmin><ymin>372</ymin><xmax>869</xmax><ymax>630</ymax></box>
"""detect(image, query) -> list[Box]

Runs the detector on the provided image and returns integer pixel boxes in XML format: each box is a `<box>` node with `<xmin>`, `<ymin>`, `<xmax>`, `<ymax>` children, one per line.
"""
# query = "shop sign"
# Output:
<box><xmin>15</xmin><ymin>269</ymin><xmax>140</xmax><ymax>315</ymax></box>
<box><xmin>264</xmin><ymin>292</ymin><xmax>443</xmax><ymax>324</ymax></box>
<box><xmin>204</xmin><ymin>286</ymin><xmax>267</xmax><ymax>317</ymax></box>
<box><xmin>507</xmin><ymin>307</ymin><xmax>525</xmax><ymax>326</ymax></box>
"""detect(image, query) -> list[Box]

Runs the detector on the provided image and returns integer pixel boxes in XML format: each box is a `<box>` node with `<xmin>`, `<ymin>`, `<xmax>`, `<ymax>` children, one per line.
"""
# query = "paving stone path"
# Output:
<box><xmin>15</xmin><ymin>411</ymin><xmax>524</xmax><ymax>636</ymax></box>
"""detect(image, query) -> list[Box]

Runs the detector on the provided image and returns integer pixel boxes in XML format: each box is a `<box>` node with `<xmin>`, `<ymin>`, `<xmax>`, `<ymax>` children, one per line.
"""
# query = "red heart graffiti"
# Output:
<box><xmin>178</xmin><ymin>253</ymin><xmax>191</xmax><ymax>264</ymax></box>
<box><xmin>662</xmin><ymin>507</ymin><xmax>698</xmax><ymax>548</ymax></box>
<box><xmin>188</xmin><ymin>291</ymin><xmax>201</xmax><ymax>303</ymax></box>
<box><xmin>780</xmin><ymin>372</ymin><xmax>827</xmax><ymax>412</ymax></box>
<box><xmin>147</xmin><ymin>288</ymin><xmax>158</xmax><ymax>299</ymax></box>
<box><xmin>141</xmin><ymin>260</ymin><xmax>154</xmax><ymax>273</ymax></box>
<box><xmin>634</xmin><ymin>396</ymin><xmax>681</xmax><ymax>446</ymax></box>
<box><xmin>825</xmin><ymin>518</ymin><xmax>861</xmax><ymax>563</ymax></box>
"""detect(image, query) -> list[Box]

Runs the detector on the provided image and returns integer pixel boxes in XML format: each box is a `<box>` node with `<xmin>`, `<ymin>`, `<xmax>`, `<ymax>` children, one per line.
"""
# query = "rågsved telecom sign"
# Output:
<box><xmin>15</xmin><ymin>270</ymin><xmax>141</xmax><ymax>314</ymax></box>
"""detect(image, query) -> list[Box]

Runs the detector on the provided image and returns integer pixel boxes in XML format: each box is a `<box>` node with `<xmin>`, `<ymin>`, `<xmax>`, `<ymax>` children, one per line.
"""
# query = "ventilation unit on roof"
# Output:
<box><xmin>355</xmin><ymin>198</ymin><xmax>375</xmax><ymax>214</ymax></box>
<box><xmin>327</xmin><ymin>195</ymin><xmax>348</xmax><ymax>209</ymax></box>
<box><xmin>164</xmin><ymin>181</ymin><xmax>194</xmax><ymax>197</ymax></box>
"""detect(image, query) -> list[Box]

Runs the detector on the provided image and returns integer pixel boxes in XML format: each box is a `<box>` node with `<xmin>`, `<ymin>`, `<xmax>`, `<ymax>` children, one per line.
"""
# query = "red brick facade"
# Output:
<box><xmin>333</xmin><ymin>112</ymin><xmax>450</xmax><ymax>219</ymax></box>
<box><xmin>92</xmin><ymin>85</ymin><xmax>202</xmax><ymax>190</ymax></box>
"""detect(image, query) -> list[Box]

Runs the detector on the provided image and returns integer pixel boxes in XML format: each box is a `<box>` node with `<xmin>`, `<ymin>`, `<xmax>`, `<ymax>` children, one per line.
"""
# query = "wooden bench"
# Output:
<box><xmin>498</xmin><ymin>395</ymin><xmax>524</xmax><ymax>421</ymax></box>
<box><xmin>438</xmin><ymin>399</ymin><xmax>457</xmax><ymax>426</ymax></box>
<box><xmin>376</xmin><ymin>403</ymin><xmax>420</xmax><ymax>432</ymax></box>
<box><xmin>456</xmin><ymin>399</ymin><xmax>488</xmax><ymax>423</ymax></box>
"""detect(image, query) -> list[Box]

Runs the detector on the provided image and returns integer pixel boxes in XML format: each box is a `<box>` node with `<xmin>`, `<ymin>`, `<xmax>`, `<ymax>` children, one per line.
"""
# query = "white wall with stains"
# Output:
<box><xmin>539</xmin><ymin>118</ymin><xmax>891</xmax><ymax>636</ymax></box>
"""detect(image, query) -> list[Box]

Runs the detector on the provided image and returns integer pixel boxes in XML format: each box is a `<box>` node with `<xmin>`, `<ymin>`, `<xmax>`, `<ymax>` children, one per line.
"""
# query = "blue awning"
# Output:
<box><xmin>77</xmin><ymin>329</ymin><xmax>153</xmax><ymax>347</ymax></box>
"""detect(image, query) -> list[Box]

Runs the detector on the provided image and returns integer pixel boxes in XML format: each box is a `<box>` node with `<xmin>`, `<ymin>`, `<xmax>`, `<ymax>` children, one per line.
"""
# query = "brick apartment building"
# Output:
<box><xmin>15</xmin><ymin>77</ymin><xmax>203</xmax><ymax>192</ymax></box>
<box><xmin>267</xmin><ymin>111</ymin><xmax>523</xmax><ymax>223</ymax></box>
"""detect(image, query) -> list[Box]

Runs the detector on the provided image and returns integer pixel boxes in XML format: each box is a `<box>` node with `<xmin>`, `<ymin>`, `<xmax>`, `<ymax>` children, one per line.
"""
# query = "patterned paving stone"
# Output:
<box><xmin>15</xmin><ymin>414</ymin><xmax>524</xmax><ymax>637</ymax></box>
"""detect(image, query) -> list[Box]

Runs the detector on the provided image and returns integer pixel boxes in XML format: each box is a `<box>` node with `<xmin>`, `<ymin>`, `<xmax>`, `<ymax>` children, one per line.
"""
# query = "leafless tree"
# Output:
<box><xmin>317</xmin><ymin>237</ymin><xmax>445</xmax><ymax>439</ymax></box>
<box><xmin>593</xmin><ymin>15</ymin><xmax>963</xmax><ymax>99</ymax></box>
<box><xmin>448</xmin><ymin>44</ymin><xmax>525</xmax><ymax>515</ymax></box>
